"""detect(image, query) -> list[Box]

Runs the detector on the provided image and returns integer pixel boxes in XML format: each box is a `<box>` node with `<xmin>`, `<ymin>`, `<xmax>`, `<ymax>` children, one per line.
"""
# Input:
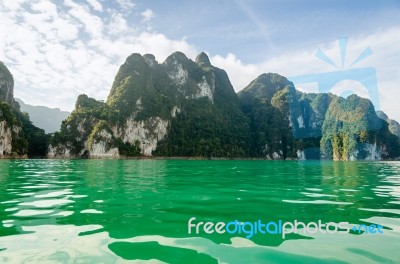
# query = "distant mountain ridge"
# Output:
<box><xmin>47</xmin><ymin>51</ymin><xmax>400</xmax><ymax>160</ymax></box>
<box><xmin>15</xmin><ymin>98</ymin><xmax>70</xmax><ymax>133</ymax></box>
<box><xmin>376</xmin><ymin>111</ymin><xmax>400</xmax><ymax>138</ymax></box>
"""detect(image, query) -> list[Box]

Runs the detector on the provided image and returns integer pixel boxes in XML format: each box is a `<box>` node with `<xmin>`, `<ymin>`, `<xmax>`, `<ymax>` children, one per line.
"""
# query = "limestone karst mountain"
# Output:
<box><xmin>49</xmin><ymin>52</ymin><xmax>251</xmax><ymax>158</ymax></box>
<box><xmin>47</xmin><ymin>52</ymin><xmax>400</xmax><ymax>160</ymax></box>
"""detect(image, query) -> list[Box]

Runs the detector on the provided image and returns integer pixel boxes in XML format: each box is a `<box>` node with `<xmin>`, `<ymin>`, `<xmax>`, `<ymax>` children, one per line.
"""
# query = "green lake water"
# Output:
<box><xmin>0</xmin><ymin>159</ymin><xmax>399</xmax><ymax>263</ymax></box>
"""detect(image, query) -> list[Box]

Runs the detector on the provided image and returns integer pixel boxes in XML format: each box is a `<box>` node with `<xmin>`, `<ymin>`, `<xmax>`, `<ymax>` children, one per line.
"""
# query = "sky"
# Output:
<box><xmin>1</xmin><ymin>0</ymin><xmax>399</xmax><ymax>121</ymax></box>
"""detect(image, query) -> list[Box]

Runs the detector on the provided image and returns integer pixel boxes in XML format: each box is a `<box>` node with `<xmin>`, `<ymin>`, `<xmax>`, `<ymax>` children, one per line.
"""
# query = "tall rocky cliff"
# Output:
<box><xmin>0</xmin><ymin>62</ymin><xmax>16</xmax><ymax>107</ymax></box>
<box><xmin>0</xmin><ymin>62</ymin><xmax>48</xmax><ymax>158</ymax></box>
<box><xmin>48</xmin><ymin>52</ymin><xmax>400</xmax><ymax>160</ymax></box>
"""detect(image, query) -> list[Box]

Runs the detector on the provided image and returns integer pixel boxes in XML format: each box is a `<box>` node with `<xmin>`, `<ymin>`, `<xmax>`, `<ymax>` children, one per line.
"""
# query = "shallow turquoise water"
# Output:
<box><xmin>0</xmin><ymin>159</ymin><xmax>399</xmax><ymax>263</ymax></box>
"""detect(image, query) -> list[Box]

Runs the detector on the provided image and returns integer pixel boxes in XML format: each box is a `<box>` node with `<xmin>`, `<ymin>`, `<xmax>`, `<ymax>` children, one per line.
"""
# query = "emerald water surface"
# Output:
<box><xmin>0</xmin><ymin>160</ymin><xmax>399</xmax><ymax>263</ymax></box>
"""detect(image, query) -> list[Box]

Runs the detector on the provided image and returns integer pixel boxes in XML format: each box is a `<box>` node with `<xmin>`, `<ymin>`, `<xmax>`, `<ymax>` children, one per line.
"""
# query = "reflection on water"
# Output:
<box><xmin>0</xmin><ymin>160</ymin><xmax>399</xmax><ymax>263</ymax></box>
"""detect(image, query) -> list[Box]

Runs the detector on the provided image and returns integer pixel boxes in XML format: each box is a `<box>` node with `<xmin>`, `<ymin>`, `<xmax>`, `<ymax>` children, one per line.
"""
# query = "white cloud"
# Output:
<box><xmin>141</xmin><ymin>9</ymin><xmax>154</xmax><ymax>22</ymax></box>
<box><xmin>86</xmin><ymin>0</ymin><xmax>103</xmax><ymax>12</ymax></box>
<box><xmin>64</xmin><ymin>0</ymin><xmax>104</xmax><ymax>39</ymax></box>
<box><xmin>107</xmin><ymin>13</ymin><xmax>130</xmax><ymax>35</ymax></box>
<box><xmin>31</xmin><ymin>1</ymin><xmax>58</xmax><ymax>17</ymax></box>
<box><xmin>0</xmin><ymin>0</ymin><xmax>197</xmax><ymax>112</ymax></box>
<box><xmin>115</xmin><ymin>0</ymin><xmax>136</xmax><ymax>12</ymax></box>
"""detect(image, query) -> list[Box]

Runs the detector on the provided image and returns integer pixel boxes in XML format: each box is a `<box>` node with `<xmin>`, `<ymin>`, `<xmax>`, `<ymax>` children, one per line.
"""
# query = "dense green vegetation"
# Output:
<box><xmin>321</xmin><ymin>95</ymin><xmax>400</xmax><ymax>160</ymax></box>
<box><xmin>117</xmin><ymin>140</ymin><xmax>141</xmax><ymax>156</ymax></box>
<box><xmin>16</xmin><ymin>111</ymin><xmax>49</xmax><ymax>157</ymax></box>
<box><xmin>238</xmin><ymin>74</ymin><xmax>324</xmax><ymax>159</ymax></box>
<box><xmin>154</xmin><ymin>98</ymin><xmax>251</xmax><ymax>157</ymax></box>
<box><xmin>241</xmin><ymin>95</ymin><xmax>288</xmax><ymax>157</ymax></box>
<box><xmin>154</xmin><ymin>53</ymin><xmax>252</xmax><ymax>157</ymax></box>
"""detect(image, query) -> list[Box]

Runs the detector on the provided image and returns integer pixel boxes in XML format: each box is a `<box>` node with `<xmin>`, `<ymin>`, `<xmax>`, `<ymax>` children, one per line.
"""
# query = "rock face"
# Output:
<box><xmin>113</xmin><ymin>116</ymin><xmax>169</xmax><ymax>156</ymax></box>
<box><xmin>0</xmin><ymin>111</ymin><xmax>27</xmax><ymax>158</ymax></box>
<box><xmin>0</xmin><ymin>62</ymin><xmax>49</xmax><ymax>158</ymax></box>
<box><xmin>0</xmin><ymin>62</ymin><xmax>15</xmax><ymax>107</ymax></box>
<box><xmin>0</xmin><ymin>62</ymin><xmax>24</xmax><ymax>157</ymax></box>
<box><xmin>0</xmin><ymin>120</ymin><xmax>14</xmax><ymax>156</ymax></box>
<box><xmin>87</xmin><ymin>121</ymin><xmax>119</xmax><ymax>159</ymax></box>
<box><xmin>49</xmin><ymin>52</ymin><xmax>251</xmax><ymax>158</ymax></box>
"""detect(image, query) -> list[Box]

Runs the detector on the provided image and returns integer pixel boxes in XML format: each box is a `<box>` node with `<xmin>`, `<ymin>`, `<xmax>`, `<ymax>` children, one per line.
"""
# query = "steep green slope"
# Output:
<box><xmin>238</xmin><ymin>73</ymin><xmax>327</xmax><ymax>159</ymax></box>
<box><xmin>238</xmin><ymin>73</ymin><xmax>292</xmax><ymax>158</ymax></box>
